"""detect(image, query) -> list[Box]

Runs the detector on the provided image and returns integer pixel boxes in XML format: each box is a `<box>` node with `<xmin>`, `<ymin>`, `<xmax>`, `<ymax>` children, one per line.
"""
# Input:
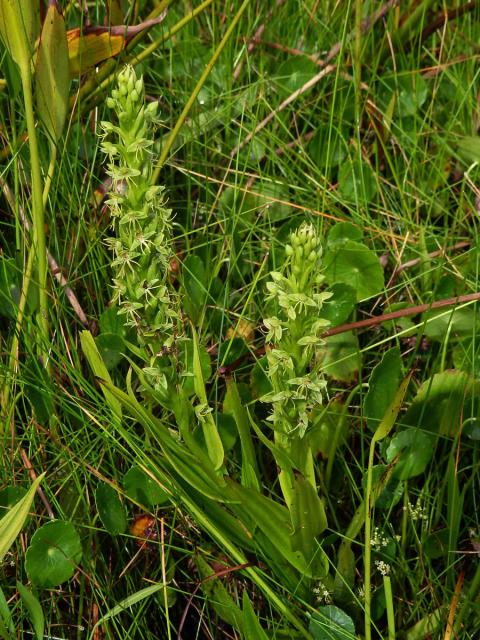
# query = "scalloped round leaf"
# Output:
<box><xmin>123</xmin><ymin>466</ymin><xmax>170</xmax><ymax>507</ymax></box>
<box><xmin>324</xmin><ymin>240</ymin><xmax>384</xmax><ymax>301</ymax></box>
<box><xmin>386</xmin><ymin>430</ymin><xmax>435</xmax><ymax>480</ymax></box>
<box><xmin>309</xmin><ymin>605</ymin><xmax>356</xmax><ymax>639</ymax></box>
<box><xmin>327</xmin><ymin>222</ymin><xmax>363</xmax><ymax>247</ymax></box>
<box><xmin>95</xmin><ymin>483</ymin><xmax>127</xmax><ymax>536</ymax></box>
<box><xmin>25</xmin><ymin>521</ymin><xmax>82</xmax><ymax>588</ymax></box>
<box><xmin>321</xmin><ymin>332</ymin><xmax>361</xmax><ymax>382</ymax></box>
<box><xmin>321</xmin><ymin>283</ymin><xmax>356</xmax><ymax>327</ymax></box>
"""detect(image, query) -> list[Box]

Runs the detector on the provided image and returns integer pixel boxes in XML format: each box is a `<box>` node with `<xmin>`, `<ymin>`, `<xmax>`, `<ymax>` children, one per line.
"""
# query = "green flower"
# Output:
<box><xmin>101</xmin><ymin>65</ymin><xmax>178</xmax><ymax>347</ymax></box>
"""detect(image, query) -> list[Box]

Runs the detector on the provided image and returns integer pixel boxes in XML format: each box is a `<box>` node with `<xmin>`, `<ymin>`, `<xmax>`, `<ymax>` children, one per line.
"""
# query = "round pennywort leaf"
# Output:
<box><xmin>26</xmin><ymin>520</ymin><xmax>82</xmax><ymax>588</ymax></box>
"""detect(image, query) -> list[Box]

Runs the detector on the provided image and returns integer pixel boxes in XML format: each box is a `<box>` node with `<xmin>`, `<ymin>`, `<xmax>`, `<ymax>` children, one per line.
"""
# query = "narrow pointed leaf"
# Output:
<box><xmin>225</xmin><ymin>380</ymin><xmax>260</xmax><ymax>489</ymax></box>
<box><xmin>0</xmin><ymin>473</ymin><xmax>45</xmax><ymax>563</ymax></box>
<box><xmin>372</xmin><ymin>372</ymin><xmax>412</xmax><ymax>444</ymax></box>
<box><xmin>242</xmin><ymin>592</ymin><xmax>270</xmax><ymax>640</ymax></box>
<box><xmin>16</xmin><ymin>583</ymin><xmax>44</xmax><ymax>640</ymax></box>
<box><xmin>80</xmin><ymin>330</ymin><xmax>122</xmax><ymax>422</ymax></box>
<box><xmin>191</xmin><ymin>326</ymin><xmax>224</xmax><ymax>470</ymax></box>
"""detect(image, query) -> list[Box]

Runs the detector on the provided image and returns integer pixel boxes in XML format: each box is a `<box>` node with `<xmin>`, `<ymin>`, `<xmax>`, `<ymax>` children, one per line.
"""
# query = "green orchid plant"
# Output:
<box><xmin>81</xmin><ymin>65</ymin><xmax>336</xmax><ymax>636</ymax></box>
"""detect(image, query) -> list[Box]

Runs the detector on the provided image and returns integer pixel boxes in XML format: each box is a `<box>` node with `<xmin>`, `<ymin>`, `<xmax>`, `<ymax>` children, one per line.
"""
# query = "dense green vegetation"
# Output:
<box><xmin>0</xmin><ymin>1</ymin><xmax>479</xmax><ymax>638</ymax></box>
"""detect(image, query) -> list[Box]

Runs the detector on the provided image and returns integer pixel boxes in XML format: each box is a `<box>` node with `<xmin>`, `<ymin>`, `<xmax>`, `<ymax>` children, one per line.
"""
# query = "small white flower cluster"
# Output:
<box><xmin>313</xmin><ymin>581</ymin><xmax>331</xmax><ymax>604</ymax></box>
<box><xmin>404</xmin><ymin>500</ymin><xmax>428</xmax><ymax>522</ymax></box>
<box><xmin>370</xmin><ymin>526</ymin><xmax>389</xmax><ymax>550</ymax></box>
<box><xmin>375</xmin><ymin>559</ymin><xmax>391</xmax><ymax>576</ymax></box>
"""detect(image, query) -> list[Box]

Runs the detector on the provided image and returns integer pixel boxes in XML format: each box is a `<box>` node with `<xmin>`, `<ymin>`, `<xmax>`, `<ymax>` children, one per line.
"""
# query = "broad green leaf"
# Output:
<box><xmin>309</xmin><ymin>605</ymin><xmax>356</xmax><ymax>639</ymax></box>
<box><xmin>372</xmin><ymin>372</ymin><xmax>411</xmax><ymax>443</ymax></box>
<box><xmin>333</xmin><ymin>544</ymin><xmax>355</xmax><ymax>602</ymax></box>
<box><xmin>35</xmin><ymin>0</ymin><xmax>69</xmax><ymax>143</ymax></box>
<box><xmin>25</xmin><ymin>520</ymin><xmax>82</xmax><ymax>588</ymax></box>
<box><xmin>0</xmin><ymin>0</ymin><xmax>39</xmax><ymax>71</ymax></box>
<box><xmin>324</xmin><ymin>240</ymin><xmax>384</xmax><ymax>301</ymax></box>
<box><xmin>0</xmin><ymin>486</ymin><xmax>27</xmax><ymax>513</ymax></box>
<box><xmin>423</xmin><ymin>528</ymin><xmax>449</xmax><ymax>560</ymax></box>
<box><xmin>402</xmin><ymin>370</ymin><xmax>477</xmax><ymax>436</ymax></box>
<box><xmin>423</xmin><ymin>308</ymin><xmax>478</xmax><ymax>341</ymax></box>
<box><xmin>95</xmin><ymin>483</ymin><xmax>127</xmax><ymax>536</ymax></box>
<box><xmin>226</xmin><ymin>481</ymin><xmax>311</xmax><ymax>576</ymax></box>
<box><xmin>290</xmin><ymin>476</ymin><xmax>328</xmax><ymax>578</ymax></box>
<box><xmin>16</xmin><ymin>582</ymin><xmax>44</xmax><ymax>640</ymax></box>
<box><xmin>95</xmin><ymin>333</ymin><xmax>124</xmax><ymax>370</ymax></box>
<box><xmin>386</xmin><ymin>430</ymin><xmax>435</xmax><ymax>480</ymax></box>
<box><xmin>368</xmin><ymin>465</ymin><xmax>403</xmax><ymax>510</ymax></box>
<box><xmin>80</xmin><ymin>330</ymin><xmax>122</xmax><ymax>421</ymax></box>
<box><xmin>241</xmin><ymin>592</ymin><xmax>269</xmax><ymax>640</ymax></box>
<box><xmin>321</xmin><ymin>283</ymin><xmax>356</xmax><ymax>327</ymax></box>
<box><xmin>327</xmin><ymin>222</ymin><xmax>363</xmax><ymax>246</ymax></box>
<box><xmin>397</xmin><ymin>74</ymin><xmax>428</xmax><ymax>117</ymax></box>
<box><xmin>364</xmin><ymin>347</ymin><xmax>402</xmax><ymax>432</ymax></box>
<box><xmin>322</xmin><ymin>331</ymin><xmax>361</xmax><ymax>382</ymax></box>
<box><xmin>0</xmin><ymin>474</ymin><xmax>44</xmax><ymax>564</ymax></box>
<box><xmin>123</xmin><ymin>466</ymin><xmax>170</xmax><ymax>507</ymax></box>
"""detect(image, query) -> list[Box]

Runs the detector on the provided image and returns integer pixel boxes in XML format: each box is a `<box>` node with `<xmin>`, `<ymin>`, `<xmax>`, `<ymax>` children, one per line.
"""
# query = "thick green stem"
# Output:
<box><xmin>20</xmin><ymin>66</ymin><xmax>49</xmax><ymax>356</ymax></box>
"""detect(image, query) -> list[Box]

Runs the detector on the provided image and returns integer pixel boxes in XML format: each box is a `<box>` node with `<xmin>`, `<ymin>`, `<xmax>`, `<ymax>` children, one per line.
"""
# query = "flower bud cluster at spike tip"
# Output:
<box><xmin>261</xmin><ymin>222</ymin><xmax>332</xmax><ymax>439</ymax></box>
<box><xmin>100</xmin><ymin>65</ymin><xmax>177</xmax><ymax>348</ymax></box>
<box><xmin>285</xmin><ymin>223</ymin><xmax>323</xmax><ymax>286</ymax></box>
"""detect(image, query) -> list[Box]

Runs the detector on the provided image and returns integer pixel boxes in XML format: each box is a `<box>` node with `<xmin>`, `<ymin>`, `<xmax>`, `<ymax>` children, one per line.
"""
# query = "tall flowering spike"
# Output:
<box><xmin>262</xmin><ymin>223</ymin><xmax>332</xmax><ymax>439</ymax></box>
<box><xmin>101</xmin><ymin>65</ymin><xmax>177</xmax><ymax>347</ymax></box>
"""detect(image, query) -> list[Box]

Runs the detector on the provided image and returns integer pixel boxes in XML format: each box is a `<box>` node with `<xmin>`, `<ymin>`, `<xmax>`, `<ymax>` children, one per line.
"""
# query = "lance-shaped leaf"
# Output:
<box><xmin>35</xmin><ymin>0</ymin><xmax>69</xmax><ymax>143</ymax></box>
<box><xmin>0</xmin><ymin>474</ymin><xmax>45</xmax><ymax>563</ymax></box>
<box><xmin>16</xmin><ymin>583</ymin><xmax>44</xmax><ymax>640</ymax></box>
<box><xmin>191</xmin><ymin>325</ymin><xmax>224</xmax><ymax>471</ymax></box>
<box><xmin>0</xmin><ymin>0</ymin><xmax>39</xmax><ymax>71</ymax></box>
<box><xmin>290</xmin><ymin>475</ymin><xmax>328</xmax><ymax>578</ymax></box>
